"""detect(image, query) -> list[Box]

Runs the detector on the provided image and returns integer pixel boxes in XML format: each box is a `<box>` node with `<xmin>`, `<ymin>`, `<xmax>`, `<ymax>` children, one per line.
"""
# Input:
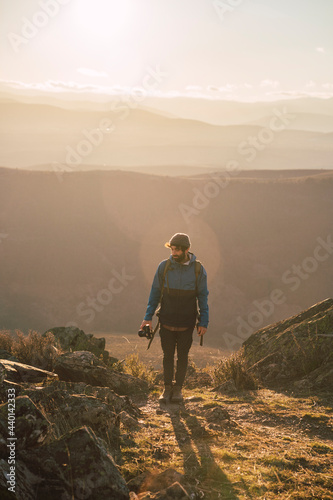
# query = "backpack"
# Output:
<box><xmin>148</xmin><ymin>259</ymin><xmax>202</xmax><ymax>349</ymax></box>
<box><xmin>157</xmin><ymin>258</ymin><xmax>202</xmax><ymax>310</ymax></box>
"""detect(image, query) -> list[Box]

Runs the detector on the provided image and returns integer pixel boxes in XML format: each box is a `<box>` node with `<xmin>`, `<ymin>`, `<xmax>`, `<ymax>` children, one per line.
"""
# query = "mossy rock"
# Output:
<box><xmin>243</xmin><ymin>298</ymin><xmax>333</xmax><ymax>388</ymax></box>
<box><xmin>43</xmin><ymin>326</ymin><xmax>109</xmax><ymax>361</ymax></box>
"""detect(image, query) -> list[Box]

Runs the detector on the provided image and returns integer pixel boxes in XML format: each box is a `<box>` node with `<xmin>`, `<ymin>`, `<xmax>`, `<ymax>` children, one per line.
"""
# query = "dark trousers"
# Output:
<box><xmin>159</xmin><ymin>326</ymin><xmax>194</xmax><ymax>387</ymax></box>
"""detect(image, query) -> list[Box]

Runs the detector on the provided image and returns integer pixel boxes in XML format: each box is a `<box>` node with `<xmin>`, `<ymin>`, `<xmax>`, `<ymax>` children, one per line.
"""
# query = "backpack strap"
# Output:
<box><xmin>194</xmin><ymin>260</ymin><xmax>202</xmax><ymax>294</ymax></box>
<box><xmin>148</xmin><ymin>260</ymin><xmax>171</xmax><ymax>349</ymax></box>
<box><xmin>159</xmin><ymin>259</ymin><xmax>171</xmax><ymax>302</ymax></box>
<box><xmin>160</xmin><ymin>258</ymin><xmax>201</xmax><ymax>300</ymax></box>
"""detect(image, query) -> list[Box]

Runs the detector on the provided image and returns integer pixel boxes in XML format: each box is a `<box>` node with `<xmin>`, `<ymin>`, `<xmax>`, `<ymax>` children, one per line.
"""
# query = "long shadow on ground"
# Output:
<box><xmin>168</xmin><ymin>407</ymin><xmax>240</xmax><ymax>499</ymax></box>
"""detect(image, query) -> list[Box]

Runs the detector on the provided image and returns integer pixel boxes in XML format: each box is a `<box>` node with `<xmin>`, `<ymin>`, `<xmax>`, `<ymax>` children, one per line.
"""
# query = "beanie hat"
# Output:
<box><xmin>165</xmin><ymin>233</ymin><xmax>191</xmax><ymax>248</ymax></box>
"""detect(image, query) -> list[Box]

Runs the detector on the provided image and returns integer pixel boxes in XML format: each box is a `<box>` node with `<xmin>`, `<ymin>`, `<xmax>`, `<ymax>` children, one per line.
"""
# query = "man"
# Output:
<box><xmin>140</xmin><ymin>233</ymin><xmax>209</xmax><ymax>403</ymax></box>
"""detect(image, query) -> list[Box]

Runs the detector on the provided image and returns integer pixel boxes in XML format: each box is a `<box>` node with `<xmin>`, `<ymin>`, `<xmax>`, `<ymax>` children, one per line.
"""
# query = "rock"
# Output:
<box><xmin>0</xmin><ymin>458</ymin><xmax>42</xmax><ymax>500</ymax></box>
<box><xmin>22</xmin><ymin>382</ymin><xmax>143</xmax><ymax>450</ymax></box>
<box><xmin>140</xmin><ymin>469</ymin><xmax>184</xmax><ymax>494</ymax></box>
<box><xmin>19</xmin><ymin>426</ymin><xmax>129</xmax><ymax>500</ymax></box>
<box><xmin>213</xmin><ymin>379</ymin><xmax>237</xmax><ymax>394</ymax></box>
<box><xmin>44</xmin><ymin>326</ymin><xmax>109</xmax><ymax>361</ymax></box>
<box><xmin>184</xmin><ymin>371</ymin><xmax>213</xmax><ymax>389</ymax></box>
<box><xmin>185</xmin><ymin>395</ymin><xmax>204</xmax><ymax>402</ymax></box>
<box><xmin>0</xmin><ymin>350</ymin><xmax>18</xmax><ymax>362</ymax></box>
<box><xmin>0</xmin><ymin>359</ymin><xmax>58</xmax><ymax>384</ymax></box>
<box><xmin>136</xmin><ymin>481</ymin><xmax>190</xmax><ymax>500</ymax></box>
<box><xmin>205</xmin><ymin>405</ymin><xmax>230</xmax><ymax>423</ymax></box>
<box><xmin>120</xmin><ymin>411</ymin><xmax>142</xmax><ymax>432</ymax></box>
<box><xmin>129</xmin><ymin>469</ymin><xmax>186</xmax><ymax>497</ymax></box>
<box><xmin>54</xmin><ymin>351</ymin><xmax>148</xmax><ymax>394</ymax></box>
<box><xmin>108</xmin><ymin>369</ymin><xmax>149</xmax><ymax>396</ymax></box>
<box><xmin>0</xmin><ymin>396</ymin><xmax>51</xmax><ymax>450</ymax></box>
<box><xmin>53</xmin><ymin>393</ymin><xmax>120</xmax><ymax>445</ymax></box>
<box><xmin>294</xmin><ymin>361</ymin><xmax>333</xmax><ymax>391</ymax></box>
<box><xmin>243</xmin><ymin>298</ymin><xmax>333</xmax><ymax>388</ymax></box>
<box><xmin>166</xmin><ymin>481</ymin><xmax>190</xmax><ymax>498</ymax></box>
<box><xmin>24</xmin><ymin>380</ymin><xmax>141</xmax><ymax>419</ymax></box>
<box><xmin>127</xmin><ymin>471</ymin><xmax>152</xmax><ymax>493</ymax></box>
<box><xmin>53</xmin><ymin>351</ymin><xmax>118</xmax><ymax>385</ymax></box>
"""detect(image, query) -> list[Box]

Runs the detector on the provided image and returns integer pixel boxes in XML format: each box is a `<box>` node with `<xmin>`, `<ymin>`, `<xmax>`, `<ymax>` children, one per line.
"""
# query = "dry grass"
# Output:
<box><xmin>212</xmin><ymin>348</ymin><xmax>258</xmax><ymax>390</ymax></box>
<box><xmin>0</xmin><ymin>329</ymin><xmax>62</xmax><ymax>370</ymax></box>
<box><xmin>122</xmin><ymin>352</ymin><xmax>156</xmax><ymax>386</ymax></box>
<box><xmin>120</xmin><ymin>385</ymin><xmax>333</xmax><ymax>499</ymax></box>
<box><xmin>0</xmin><ymin>330</ymin><xmax>14</xmax><ymax>352</ymax></box>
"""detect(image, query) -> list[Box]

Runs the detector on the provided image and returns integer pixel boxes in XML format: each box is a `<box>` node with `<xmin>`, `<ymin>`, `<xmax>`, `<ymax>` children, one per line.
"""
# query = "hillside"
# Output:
<box><xmin>1</xmin><ymin>167</ymin><xmax>333</xmax><ymax>349</ymax></box>
<box><xmin>1</xmin><ymin>100</ymin><xmax>333</xmax><ymax>171</ymax></box>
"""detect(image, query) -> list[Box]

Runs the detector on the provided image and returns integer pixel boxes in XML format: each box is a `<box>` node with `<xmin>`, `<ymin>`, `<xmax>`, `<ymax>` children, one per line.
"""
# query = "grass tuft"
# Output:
<box><xmin>0</xmin><ymin>330</ymin><xmax>14</xmax><ymax>352</ymax></box>
<box><xmin>0</xmin><ymin>329</ymin><xmax>62</xmax><ymax>370</ymax></box>
<box><xmin>212</xmin><ymin>348</ymin><xmax>258</xmax><ymax>390</ymax></box>
<box><xmin>122</xmin><ymin>353</ymin><xmax>156</xmax><ymax>386</ymax></box>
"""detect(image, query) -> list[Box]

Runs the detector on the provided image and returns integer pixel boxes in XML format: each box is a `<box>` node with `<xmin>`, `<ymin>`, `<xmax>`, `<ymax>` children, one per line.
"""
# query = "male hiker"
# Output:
<box><xmin>140</xmin><ymin>233</ymin><xmax>209</xmax><ymax>403</ymax></box>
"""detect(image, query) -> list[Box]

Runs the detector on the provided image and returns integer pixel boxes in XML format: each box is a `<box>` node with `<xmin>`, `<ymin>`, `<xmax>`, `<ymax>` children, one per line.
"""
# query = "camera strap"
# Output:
<box><xmin>147</xmin><ymin>320</ymin><xmax>160</xmax><ymax>350</ymax></box>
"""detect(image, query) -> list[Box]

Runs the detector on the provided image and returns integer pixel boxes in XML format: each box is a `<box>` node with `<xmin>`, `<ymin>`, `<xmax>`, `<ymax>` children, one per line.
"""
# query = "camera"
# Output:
<box><xmin>138</xmin><ymin>324</ymin><xmax>153</xmax><ymax>339</ymax></box>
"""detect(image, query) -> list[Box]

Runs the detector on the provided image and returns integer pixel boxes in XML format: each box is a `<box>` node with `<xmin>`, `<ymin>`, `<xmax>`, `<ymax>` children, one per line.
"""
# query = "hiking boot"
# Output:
<box><xmin>159</xmin><ymin>385</ymin><xmax>172</xmax><ymax>403</ymax></box>
<box><xmin>171</xmin><ymin>385</ymin><xmax>183</xmax><ymax>403</ymax></box>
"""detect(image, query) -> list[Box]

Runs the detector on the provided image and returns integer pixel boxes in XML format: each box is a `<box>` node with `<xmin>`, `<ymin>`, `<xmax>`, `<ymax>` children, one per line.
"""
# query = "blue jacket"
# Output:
<box><xmin>144</xmin><ymin>253</ymin><xmax>209</xmax><ymax>328</ymax></box>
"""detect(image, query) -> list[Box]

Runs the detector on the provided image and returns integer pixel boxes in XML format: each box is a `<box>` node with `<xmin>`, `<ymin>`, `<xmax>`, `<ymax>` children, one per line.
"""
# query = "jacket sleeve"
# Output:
<box><xmin>144</xmin><ymin>261</ymin><xmax>165</xmax><ymax>321</ymax></box>
<box><xmin>197</xmin><ymin>265</ymin><xmax>209</xmax><ymax>327</ymax></box>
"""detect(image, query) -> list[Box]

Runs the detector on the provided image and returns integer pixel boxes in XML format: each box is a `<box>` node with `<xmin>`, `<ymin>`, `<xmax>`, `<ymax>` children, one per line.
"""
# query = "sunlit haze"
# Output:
<box><xmin>1</xmin><ymin>0</ymin><xmax>333</xmax><ymax>101</ymax></box>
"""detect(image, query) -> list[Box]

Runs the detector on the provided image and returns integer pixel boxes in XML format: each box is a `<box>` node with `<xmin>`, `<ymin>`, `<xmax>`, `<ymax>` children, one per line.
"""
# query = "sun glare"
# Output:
<box><xmin>66</xmin><ymin>0</ymin><xmax>141</xmax><ymax>81</ymax></box>
<box><xmin>70</xmin><ymin>1</ymin><xmax>134</xmax><ymax>47</ymax></box>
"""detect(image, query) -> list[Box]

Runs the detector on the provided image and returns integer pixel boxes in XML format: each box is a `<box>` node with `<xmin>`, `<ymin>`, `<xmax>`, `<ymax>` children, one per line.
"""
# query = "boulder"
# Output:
<box><xmin>44</xmin><ymin>326</ymin><xmax>109</xmax><ymax>361</ymax></box>
<box><xmin>24</xmin><ymin>380</ymin><xmax>141</xmax><ymax>419</ymax></box>
<box><xmin>23</xmin><ymin>382</ymin><xmax>144</xmax><ymax>451</ymax></box>
<box><xmin>54</xmin><ymin>351</ymin><xmax>148</xmax><ymax>394</ymax></box>
<box><xmin>18</xmin><ymin>426</ymin><xmax>129</xmax><ymax>500</ymax></box>
<box><xmin>0</xmin><ymin>359</ymin><xmax>58</xmax><ymax>384</ymax></box>
<box><xmin>0</xmin><ymin>396</ymin><xmax>51</xmax><ymax>450</ymax></box>
<box><xmin>243</xmin><ymin>298</ymin><xmax>333</xmax><ymax>388</ymax></box>
<box><xmin>294</xmin><ymin>361</ymin><xmax>333</xmax><ymax>390</ymax></box>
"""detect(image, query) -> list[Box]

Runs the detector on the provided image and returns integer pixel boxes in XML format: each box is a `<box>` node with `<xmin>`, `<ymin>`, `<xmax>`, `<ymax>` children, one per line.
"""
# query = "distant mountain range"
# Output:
<box><xmin>1</xmin><ymin>97</ymin><xmax>333</xmax><ymax>173</ymax></box>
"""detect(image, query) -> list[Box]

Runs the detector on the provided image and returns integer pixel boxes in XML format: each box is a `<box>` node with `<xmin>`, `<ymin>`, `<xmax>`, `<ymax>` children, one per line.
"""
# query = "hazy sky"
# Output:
<box><xmin>1</xmin><ymin>0</ymin><xmax>333</xmax><ymax>101</ymax></box>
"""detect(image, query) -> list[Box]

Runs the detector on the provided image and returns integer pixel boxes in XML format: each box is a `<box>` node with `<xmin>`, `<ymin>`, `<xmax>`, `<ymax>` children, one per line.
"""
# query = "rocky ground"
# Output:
<box><xmin>0</xmin><ymin>300</ymin><xmax>332</xmax><ymax>499</ymax></box>
<box><xmin>125</xmin><ymin>386</ymin><xmax>333</xmax><ymax>499</ymax></box>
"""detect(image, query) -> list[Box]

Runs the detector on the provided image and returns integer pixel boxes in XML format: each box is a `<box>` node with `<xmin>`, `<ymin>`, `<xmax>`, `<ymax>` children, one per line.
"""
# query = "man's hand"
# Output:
<box><xmin>197</xmin><ymin>326</ymin><xmax>207</xmax><ymax>336</ymax></box>
<box><xmin>140</xmin><ymin>320</ymin><xmax>152</xmax><ymax>330</ymax></box>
